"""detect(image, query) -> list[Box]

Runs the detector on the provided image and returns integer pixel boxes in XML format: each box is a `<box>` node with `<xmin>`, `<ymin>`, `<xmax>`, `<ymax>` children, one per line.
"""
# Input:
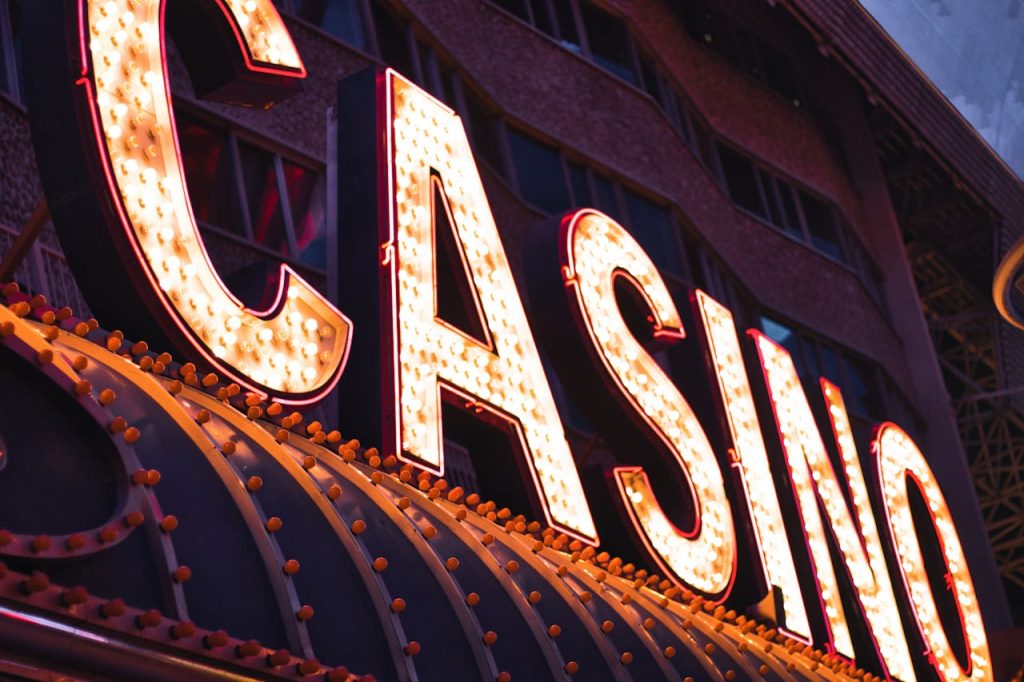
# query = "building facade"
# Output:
<box><xmin>0</xmin><ymin>0</ymin><xmax>1020</xmax><ymax>679</ymax></box>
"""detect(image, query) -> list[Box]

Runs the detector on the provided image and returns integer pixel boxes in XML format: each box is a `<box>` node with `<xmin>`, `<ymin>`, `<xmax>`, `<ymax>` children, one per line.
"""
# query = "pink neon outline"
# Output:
<box><xmin>561</xmin><ymin>208</ymin><xmax>736</xmax><ymax>600</ymax></box>
<box><xmin>748</xmin><ymin>329</ymin><xmax>849</xmax><ymax>660</ymax></box>
<box><xmin>873</xmin><ymin>422</ymin><xmax>977</xmax><ymax>680</ymax></box>
<box><xmin>212</xmin><ymin>0</ymin><xmax>307</xmax><ymax>79</ymax></box>
<box><xmin>76</xmin><ymin>0</ymin><xmax>348</xmax><ymax>405</ymax></box>
<box><xmin>692</xmin><ymin>289</ymin><xmax>812</xmax><ymax>645</ymax></box>
<box><xmin>818</xmin><ymin>378</ymin><xmax>908</xmax><ymax>680</ymax></box>
<box><xmin>380</xmin><ymin>72</ymin><xmax>597</xmax><ymax>547</ymax></box>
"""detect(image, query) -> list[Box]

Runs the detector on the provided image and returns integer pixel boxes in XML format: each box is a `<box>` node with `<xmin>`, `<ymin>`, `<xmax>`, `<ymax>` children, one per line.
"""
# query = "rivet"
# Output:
<box><xmin>579</xmin><ymin>591</ymin><xmax>592</xmax><ymax>603</ymax></box>
<box><xmin>222</xmin><ymin>441</ymin><xmax>237</xmax><ymax>456</ymax></box>
<box><xmin>21</xmin><ymin>571</ymin><xmax>49</xmax><ymax>594</ymax></box>
<box><xmin>283</xmin><ymin>559</ymin><xmax>301</xmax><ymax>575</ymax></box>
<box><xmin>123</xmin><ymin>427</ymin><xmax>141</xmax><ymax>443</ymax></box>
<box><xmin>397</xmin><ymin>497</ymin><xmax>410</xmax><ymax>510</ymax></box>
<box><xmin>98</xmin><ymin>527</ymin><xmax>118</xmax><ymax>543</ymax></box>
<box><xmin>246</xmin><ymin>476</ymin><xmax>263</xmax><ymax>492</ymax></box>
<box><xmin>564</xmin><ymin>661</ymin><xmax>579</xmax><ymax>675</ymax></box>
<box><xmin>108</xmin><ymin>416</ymin><xmax>128</xmax><ymax>433</ymax></box>
<box><xmin>547</xmin><ymin>624</ymin><xmax>561</xmax><ymax>638</ymax></box>
<box><xmin>66</xmin><ymin>533</ymin><xmax>87</xmax><ymax>550</ymax></box>
<box><xmin>351</xmin><ymin>520</ymin><xmax>366</xmax><ymax>535</ymax></box>
<box><xmin>31</xmin><ymin>535</ymin><xmax>52</xmax><ymax>552</ymax></box>
<box><xmin>265</xmin><ymin>517</ymin><xmax>283</xmax><ymax>532</ymax></box>
<box><xmin>481</xmin><ymin>534</ymin><xmax>494</xmax><ymax>546</ymax></box>
<box><xmin>172</xmin><ymin>566</ymin><xmax>192</xmax><ymax>583</ymax></box>
<box><xmin>482</xmin><ymin>631</ymin><xmax>498</xmax><ymax>646</ymax></box>
<box><xmin>247</xmin><ymin>406</ymin><xmax>263</xmax><ymax>419</ymax></box>
<box><xmin>757</xmin><ymin>664</ymin><xmax>769</xmax><ymax>675</ymax></box>
<box><xmin>236</xmin><ymin>640</ymin><xmax>262</xmax><ymax>658</ymax></box>
<box><xmin>327</xmin><ymin>484</ymin><xmax>342</xmax><ymax>500</ymax></box>
<box><xmin>204</xmin><ymin>630</ymin><xmax>230</xmax><ymax>649</ymax></box>
<box><xmin>372</xmin><ymin>557</ymin><xmax>388</xmax><ymax>572</ymax></box>
<box><xmin>704</xmin><ymin>643</ymin><xmax>715</xmax><ymax>654</ymax></box>
<box><xmin>642</xmin><ymin>617</ymin><xmax>655</xmax><ymax>630</ymax></box>
<box><xmin>601</xmin><ymin>620</ymin><xmax>614</xmax><ymax>634</ymax></box>
<box><xmin>171</xmin><ymin>621</ymin><xmax>196</xmax><ymax>639</ymax></box>
<box><xmin>267</xmin><ymin>649</ymin><xmax>291</xmax><ymax>667</ymax></box>
<box><xmin>159</xmin><ymin>516</ymin><xmax>178</xmax><ymax>532</ymax></box>
<box><xmin>297</xmin><ymin>658</ymin><xmax>320</xmax><ymax>676</ymax></box>
<box><xmin>390</xmin><ymin>598</ymin><xmax>406</xmax><ymax>613</ymax></box>
<box><xmin>505</xmin><ymin>560</ymin><xmax>519</xmax><ymax>574</ymax></box>
<box><xmin>166</xmin><ymin>380</ymin><xmax>183</xmax><ymax>395</ymax></box>
<box><xmin>404</xmin><ymin>641</ymin><xmax>421</xmax><ymax>656</ymax></box>
<box><xmin>62</xmin><ymin>585</ymin><xmax>89</xmax><ymax>606</ymax></box>
<box><xmin>98</xmin><ymin>388</ymin><xmax>116</xmax><ymax>405</ymax></box>
<box><xmin>620</xmin><ymin>652</ymin><xmax>633</xmax><ymax>665</ymax></box>
<box><xmin>422</xmin><ymin>526</ymin><xmax>436</xmax><ymax>540</ymax></box>
<box><xmin>275</xmin><ymin>429</ymin><xmax>289</xmax><ymax>443</ymax></box>
<box><xmin>0</xmin><ymin>321</ymin><xmax>13</xmax><ymax>336</ymax></box>
<box><xmin>124</xmin><ymin>511</ymin><xmax>144</xmax><ymax>528</ymax></box>
<box><xmin>101</xmin><ymin>598</ymin><xmax>126</xmax><ymax>618</ymax></box>
<box><xmin>325</xmin><ymin>668</ymin><xmax>350</xmax><ymax>682</ymax></box>
<box><xmin>445</xmin><ymin>557</ymin><xmax>460</xmax><ymax>571</ymax></box>
<box><xmin>296</xmin><ymin>605</ymin><xmax>314</xmax><ymax>621</ymax></box>
<box><xmin>266</xmin><ymin>403</ymin><xmax>283</xmax><ymax>417</ymax></box>
<box><xmin>370</xmin><ymin>471</ymin><xmax>383</xmax><ymax>484</ymax></box>
<box><xmin>201</xmin><ymin>373</ymin><xmax>218</xmax><ymax>388</ymax></box>
<box><xmin>527</xmin><ymin>591</ymin><xmax>541</xmax><ymax>604</ymax></box>
<box><xmin>195</xmin><ymin>409</ymin><xmax>211</xmax><ymax>424</ymax></box>
<box><xmin>73</xmin><ymin>379</ymin><xmax>92</xmax><ymax>396</ymax></box>
<box><xmin>496</xmin><ymin>672</ymin><xmax>511</xmax><ymax>682</ymax></box>
<box><xmin>465</xmin><ymin>593</ymin><xmax>480</xmax><ymax>607</ymax></box>
<box><xmin>556</xmin><ymin>566</ymin><xmax>568</xmax><ymax>577</ymax></box>
<box><xmin>36</xmin><ymin>349</ymin><xmax>54</xmax><ymax>365</ymax></box>
<box><xmin>136</xmin><ymin>609</ymin><xmax>162</xmax><ymax>629</ymax></box>
<box><xmin>301</xmin><ymin>455</ymin><xmax>316</xmax><ymax>470</ymax></box>
<box><xmin>663</xmin><ymin>646</ymin><xmax>676</xmax><ymax>658</ymax></box>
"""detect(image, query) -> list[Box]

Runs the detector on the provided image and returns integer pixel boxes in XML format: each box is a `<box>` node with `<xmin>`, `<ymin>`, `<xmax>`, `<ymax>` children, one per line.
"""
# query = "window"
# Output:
<box><xmin>0</xmin><ymin>0</ymin><xmax>22</xmax><ymax>103</ymax></box>
<box><xmin>286</xmin><ymin>0</ymin><xmax>369</xmax><ymax>50</ymax></box>
<box><xmin>670</xmin><ymin>3</ymin><xmax>802</xmax><ymax>107</ymax></box>
<box><xmin>623</xmin><ymin>189</ymin><xmax>682</xmax><ymax>276</ymax></box>
<box><xmin>760</xmin><ymin>315</ymin><xmax>886</xmax><ymax>422</ymax></box>
<box><xmin>799</xmin><ymin>190</ymin><xmax>844</xmax><ymax>261</ymax></box>
<box><xmin>176</xmin><ymin>109</ymin><xmax>328</xmax><ymax>290</ymax></box>
<box><xmin>578</xmin><ymin>1</ymin><xmax>636</xmax><ymax>85</ymax></box>
<box><xmin>717</xmin><ymin>143</ymin><xmax>766</xmax><ymax>218</ymax></box>
<box><xmin>507</xmin><ymin>128</ymin><xmax>570</xmax><ymax>214</ymax></box>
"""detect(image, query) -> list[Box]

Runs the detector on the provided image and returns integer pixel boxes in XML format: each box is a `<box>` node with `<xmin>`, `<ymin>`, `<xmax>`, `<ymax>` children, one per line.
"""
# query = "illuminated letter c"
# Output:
<box><xmin>26</xmin><ymin>0</ymin><xmax>351</xmax><ymax>404</ymax></box>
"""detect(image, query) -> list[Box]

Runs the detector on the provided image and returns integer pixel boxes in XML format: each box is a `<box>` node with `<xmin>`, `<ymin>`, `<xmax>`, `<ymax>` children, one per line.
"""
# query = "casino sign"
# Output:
<box><xmin>0</xmin><ymin>1</ymin><xmax>994</xmax><ymax>680</ymax></box>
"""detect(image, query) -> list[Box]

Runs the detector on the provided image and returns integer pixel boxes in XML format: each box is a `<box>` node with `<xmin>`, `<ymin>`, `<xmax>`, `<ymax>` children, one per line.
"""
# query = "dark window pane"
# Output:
<box><xmin>552</xmin><ymin>1</ymin><xmax>581</xmax><ymax>51</ymax></box>
<box><xmin>818</xmin><ymin>343</ymin><xmax>842</xmax><ymax>386</ymax></box>
<box><xmin>177</xmin><ymin>115</ymin><xmax>244</xmax><ymax>235</ymax></box>
<box><xmin>776</xmin><ymin>180</ymin><xmax>803</xmax><ymax>237</ymax></box>
<box><xmin>842</xmin><ymin>356</ymin><xmax>877</xmax><ymax>417</ymax></box>
<box><xmin>2</xmin><ymin>0</ymin><xmax>23</xmax><ymax>101</ymax></box>
<box><xmin>464</xmin><ymin>89</ymin><xmax>503</xmax><ymax>173</ymax></box>
<box><xmin>371</xmin><ymin>0</ymin><xmax>414</xmax><ymax>78</ymax></box>
<box><xmin>760</xmin><ymin>42</ymin><xmax>800</xmax><ymax>103</ymax></box>
<box><xmin>528</xmin><ymin>0</ymin><xmax>556</xmax><ymax>37</ymax></box>
<box><xmin>567</xmin><ymin>162</ymin><xmax>590</xmax><ymax>207</ymax></box>
<box><xmin>238</xmin><ymin>143</ymin><xmax>290</xmax><ymax>256</ymax></box>
<box><xmin>296</xmin><ymin>0</ymin><xmax>367</xmax><ymax>49</ymax></box>
<box><xmin>760</xmin><ymin>316</ymin><xmax>808</xmax><ymax>377</ymax></box>
<box><xmin>490</xmin><ymin>0</ymin><xmax>529</xmax><ymax>22</ymax></box>
<box><xmin>579</xmin><ymin>1</ymin><xmax>636</xmax><ymax>84</ymax></box>
<box><xmin>282</xmin><ymin>161</ymin><xmax>327</xmax><ymax>269</ymax></box>
<box><xmin>623</xmin><ymin>189</ymin><xmax>681</xmax><ymax>275</ymax></box>
<box><xmin>592</xmin><ymin>173</ymin><xmax>623</xmax><ymax>222</ymax></box>
<box><xmin>637</xmin><ymin>48</ymin><xmax>662</xmax><ymax>101</ymax></box>
<box><xmin>716</xmin><ymin>143</ymin><xmax>765</xmax><ymax>217</ymax></box>
<box><xmin>440</xmin><ymin>66</ymin><xmax>459</xmax><ymax>108</ymax></box>
<box><xmin>758</xmin><ymin>171</ymin><xmax>784</xmax><ymax>227</ymax></box>
<box><xmin>507</xmin><ymin>128</ymin><xmax>570</xmax><ymax>214</ymax></box>
<box><xmin>799</xmin><ymin>190</ymin><xmax>844</xmax><ymax>261</ymax></box>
